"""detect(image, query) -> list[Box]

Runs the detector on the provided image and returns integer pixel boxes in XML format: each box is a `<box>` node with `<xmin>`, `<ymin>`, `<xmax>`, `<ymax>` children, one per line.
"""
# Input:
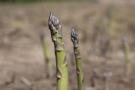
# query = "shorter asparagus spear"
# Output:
<box><xmin>71</xmin><ymin>28</ymin><xmax>84</xmax><ymax>90</ymax></box>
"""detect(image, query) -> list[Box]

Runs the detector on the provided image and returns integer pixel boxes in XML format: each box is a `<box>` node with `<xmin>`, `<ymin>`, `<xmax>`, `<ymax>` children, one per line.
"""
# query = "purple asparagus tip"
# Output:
<box><xmin>71</xmin><ymin>27</ymin><xmax>79</xmax><ymax>47</ymax></box>
<box><xmin>48</xmin><ymin>12</ymin><xmax>61</xmax><ymax>30</ymax></box>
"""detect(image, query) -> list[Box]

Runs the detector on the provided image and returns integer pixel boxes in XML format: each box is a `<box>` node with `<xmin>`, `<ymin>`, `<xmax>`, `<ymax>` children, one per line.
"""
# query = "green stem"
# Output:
<box><xmin>40</xmin><ymin>34</ymin><xmax>52</xmax><ymax>78</ymax></box>
<box><xmin>48</xmin><ymin>12</ymin><xmax>68</xmax><ymax>90</ymax></box>
<box><xmin>123</xmin><ymin>38</ymin><xmax>130</xmax><ymax>77</ymax></box>
<box><xmin>71</xmin><ymin>28</ymin><xmax>84</xmax><ymax>90</ymax></box>
<box><xmin>106</xmin><ymin>4</ymin><xmax>114</xmax><ymax>37</ymax></box>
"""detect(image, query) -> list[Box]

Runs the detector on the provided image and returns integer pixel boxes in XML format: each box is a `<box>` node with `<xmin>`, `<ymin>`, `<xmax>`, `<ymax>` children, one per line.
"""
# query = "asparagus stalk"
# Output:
<box><xmin>71</xmin><ymin>28</ymin><xmax>84</xmax><ymax>90</ymax></box>
<box><xmin>40</xmin><ymin>34</ymin><xmax>52</xmax><ymax>78</ymax></box>
<box><xmin>122</xmin><ymin>38</ymin><xmax>130</xmax><ymax>78</ymax></box>
<box><xmin>48</xmin><ymin>12</ymin><xmax>68</xmax><ymax>90</ymax></box>
<box><xmin>106</xmin><ymin>5</ymin><xmax>114</xmax><ymax>34</ymax></box>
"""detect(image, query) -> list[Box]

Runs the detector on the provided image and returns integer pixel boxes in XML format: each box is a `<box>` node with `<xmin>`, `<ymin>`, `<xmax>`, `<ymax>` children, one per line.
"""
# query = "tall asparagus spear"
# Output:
<box><xmin>48</xmin><ymin>12</ymin><xmax>68</xmax><ymax>90</ymax></box>
<box><xmin>71</xmin><ymin>28</ymin><xmax>84</xmax><ymax>90</ymax></box>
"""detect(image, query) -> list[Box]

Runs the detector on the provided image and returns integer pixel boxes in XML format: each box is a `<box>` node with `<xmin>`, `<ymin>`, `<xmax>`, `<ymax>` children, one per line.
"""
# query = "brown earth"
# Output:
<box><xmin>0</xmin><ymin>2</ymin><xmax>135</xmax><ymax>90</ymax></box>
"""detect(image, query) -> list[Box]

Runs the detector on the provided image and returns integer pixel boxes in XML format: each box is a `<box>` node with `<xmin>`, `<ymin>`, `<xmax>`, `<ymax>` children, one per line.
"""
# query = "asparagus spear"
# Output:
<box><xmin>71</xmin><ymin>28</ymin><xmax>84</xmax><ymax>90</ymax></box>
<box><xmin>122</xmin><ymin>37</ymin><xmax>130</xmax><ymax>78</ymax></box>
<box><xmin>48</xmin><ymin>12</ymin><xmax>68</xmax><ymax>90</ymax></box>
<box><xmin>40</xmin><ymin>34</ymin><xmax>52</xmax><ymax>78</ymax></box>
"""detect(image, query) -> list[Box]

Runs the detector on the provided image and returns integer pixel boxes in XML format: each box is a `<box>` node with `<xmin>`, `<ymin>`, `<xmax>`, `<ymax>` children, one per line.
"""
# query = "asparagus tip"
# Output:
<box><xmin>48</xmin><ymin>12</ymin><xmax>61</xmax><ymax>30</ymax></box>
<box><xmin>71</xmin><ymin>27</ymin><xmax>79</xmax><ymax>47</ymax></box>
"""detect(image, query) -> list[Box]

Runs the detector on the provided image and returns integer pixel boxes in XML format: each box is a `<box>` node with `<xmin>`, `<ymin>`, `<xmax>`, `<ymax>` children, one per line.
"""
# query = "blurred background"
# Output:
<box><xmin>0</xmin><ymin>0</ymin><xmax>135</xmax><ymax>90</ymax></box>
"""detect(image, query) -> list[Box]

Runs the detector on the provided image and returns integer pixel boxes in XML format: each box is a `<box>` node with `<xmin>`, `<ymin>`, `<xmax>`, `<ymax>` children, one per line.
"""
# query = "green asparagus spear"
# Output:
<box><xmin>71</xmin><ymin>28</ymin><xmax>84</xmax><ymax>90</ymax></box>
<box><xmin>122</xmin><ymin>37</ymin><xmax>130</xmax><ymax>78</ymax></box>
<box><xmin>40</xmin><ymin>34</ymin><xmax>52</xmax><ymax>78</ymax></box>
<box><xmin>48</xmin><ymin>12</ymin><xmax>68</xmax><ymax>90</ymax></box>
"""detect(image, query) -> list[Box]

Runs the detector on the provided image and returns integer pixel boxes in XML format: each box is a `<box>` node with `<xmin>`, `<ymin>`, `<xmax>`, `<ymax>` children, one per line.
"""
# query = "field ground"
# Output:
<box><xmin>0</xmin><ymin>2</ymin><xmax>135</xmax><ymax>90</ymax></box>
